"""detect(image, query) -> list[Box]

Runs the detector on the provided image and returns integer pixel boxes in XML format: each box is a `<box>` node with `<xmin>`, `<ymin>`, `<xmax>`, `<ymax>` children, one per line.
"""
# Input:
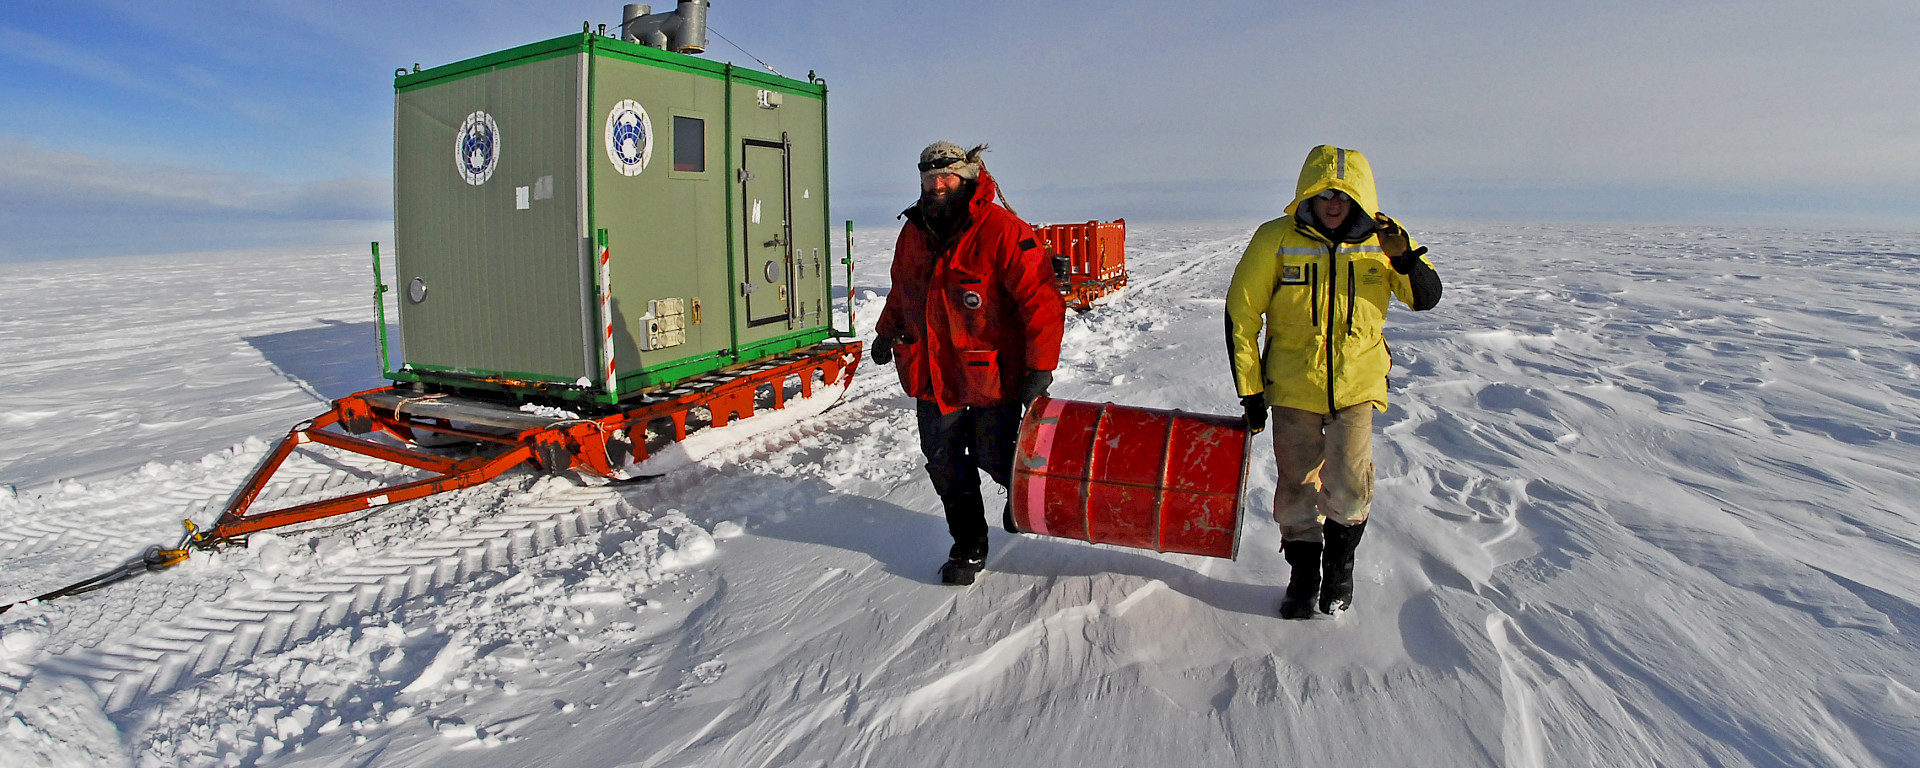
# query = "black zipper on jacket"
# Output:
<box><xmin>1309</xmin><ymin>263</ymin><xmax>1319</xmax><ymax>326</ymax></box>
<box><xmin>1347</xmin><ymin>261</ymin><xmax>1357</xmax><ymax>336</ymax></box>
<box><xmin>1325</xmin><ymin>244</ymin><xmax>1338</xmax><ymax>414</ymax></box>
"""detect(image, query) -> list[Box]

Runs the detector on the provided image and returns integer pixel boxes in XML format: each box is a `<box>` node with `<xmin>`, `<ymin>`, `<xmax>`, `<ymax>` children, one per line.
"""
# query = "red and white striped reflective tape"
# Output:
<box><xmin>599</xmin><ymin>244</ymin><xmax>616</xmax><ymax>393</ymax></box>
<box><xmin>1019</xmin><ymin>396</ymin><xmax>1069</xmax><ymax>537</ymax></box>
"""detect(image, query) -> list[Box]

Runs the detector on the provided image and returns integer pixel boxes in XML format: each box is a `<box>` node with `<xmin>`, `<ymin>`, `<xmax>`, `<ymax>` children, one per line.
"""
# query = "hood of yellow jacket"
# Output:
<box><xmin>1283</xmin><ymin>145</ymin><xmax>1381</xmax><ymax>220</ymax></box>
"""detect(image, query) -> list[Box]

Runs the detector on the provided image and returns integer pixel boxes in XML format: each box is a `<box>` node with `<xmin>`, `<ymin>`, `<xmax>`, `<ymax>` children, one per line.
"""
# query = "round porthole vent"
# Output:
<box><xmin>408</xmin><ymin>277</ymin><xmax>429</xmax><ymax>304</ymax></box>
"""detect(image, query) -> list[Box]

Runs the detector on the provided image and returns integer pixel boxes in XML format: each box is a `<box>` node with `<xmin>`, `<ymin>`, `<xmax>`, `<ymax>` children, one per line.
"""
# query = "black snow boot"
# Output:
<box><xmin>939</xmin><ymin>555</ymin><xmax>985</xmax><ymax>586</ymax></box>
<box><xmin>1319</xmin><ymin>520</ymin><xmax>1367</xmax><ymax>615</ymax></box>
<box><xmin>940</xmin><ymin>538</ymin><xmax>986</xmax><ymax>586</ymax></box>
<box><xmin>1279</xmin><ymin>539</ymin><xmax>1323</xmax><ymax>620</ymax></box>
<box><xmin>941</xmin><ymin>491</ymin><xmax>989</xmax><ymax>586</ymax></box>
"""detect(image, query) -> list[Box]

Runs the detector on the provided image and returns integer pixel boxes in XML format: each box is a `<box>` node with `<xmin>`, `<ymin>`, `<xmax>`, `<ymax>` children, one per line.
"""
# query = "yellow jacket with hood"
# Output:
<box><xmin>1226</xmin><ymin>146</ymin><xmax>1438</xmax><ymax>414</ymax></box>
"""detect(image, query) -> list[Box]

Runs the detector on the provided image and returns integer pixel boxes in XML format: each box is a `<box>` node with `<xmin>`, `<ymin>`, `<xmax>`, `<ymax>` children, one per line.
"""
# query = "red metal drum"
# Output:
<box><xmin>1012</xmin><ymin>396</ymin><xmax>1251</xmax><ymax>559</ymax></box>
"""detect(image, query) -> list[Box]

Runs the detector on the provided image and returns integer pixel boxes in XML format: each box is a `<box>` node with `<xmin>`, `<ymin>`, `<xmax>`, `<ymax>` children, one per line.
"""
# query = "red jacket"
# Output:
<box><xmin>877</xmin><ymin>172</ymin><xmax>1065</xmax><ymax>412</ymax></box>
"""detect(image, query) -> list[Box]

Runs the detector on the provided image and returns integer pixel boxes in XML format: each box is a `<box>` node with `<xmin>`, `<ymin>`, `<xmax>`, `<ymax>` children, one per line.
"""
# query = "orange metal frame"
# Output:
<box><xmin>1035</xmin><ymin>219</ymin><xmax>1128</xmax><ymax>311</ymax></box>
<box><xmin>201</xmin><ymin>342</ymin><xmax>861</xmax><ymax>544</ymax></box>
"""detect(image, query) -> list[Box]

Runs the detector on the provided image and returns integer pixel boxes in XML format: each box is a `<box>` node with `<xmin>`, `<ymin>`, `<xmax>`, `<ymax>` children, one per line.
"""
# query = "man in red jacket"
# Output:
<box><xmin>873</xmin><ymin>141</ymin><xmax>1066</xmax><ymax>586</ymax></box>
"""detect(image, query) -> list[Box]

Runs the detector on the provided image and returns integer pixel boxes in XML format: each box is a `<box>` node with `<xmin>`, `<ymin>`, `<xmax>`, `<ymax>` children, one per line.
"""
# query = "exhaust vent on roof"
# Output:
<box><xmin>621</xmin><ymin>1</ymin><xmax>708</xmax><ymax>54</ymax></box>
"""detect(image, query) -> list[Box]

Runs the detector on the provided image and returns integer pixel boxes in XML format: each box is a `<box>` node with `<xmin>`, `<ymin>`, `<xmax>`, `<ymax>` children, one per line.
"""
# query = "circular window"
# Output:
<box><xmin>408</xmin><ymin>277</ymin><xmax>428</xmax><ymax>304</ymax></box>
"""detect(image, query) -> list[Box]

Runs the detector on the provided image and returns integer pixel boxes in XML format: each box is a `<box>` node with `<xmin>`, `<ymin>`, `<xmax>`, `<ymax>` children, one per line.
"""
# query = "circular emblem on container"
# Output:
<box><xmin>604</xmin><ymin>99</ymin><xmax>654</xmax><ymax>176</ymax></box>
<box><xmin>455</xmin><ymin>111</ymin><xmax>499</xmax><ymax>186</ymax></box>
<box><xmin>961</xmin><ymin>290</ymin><xmax>983</xmax><ymax>309</ymax></box>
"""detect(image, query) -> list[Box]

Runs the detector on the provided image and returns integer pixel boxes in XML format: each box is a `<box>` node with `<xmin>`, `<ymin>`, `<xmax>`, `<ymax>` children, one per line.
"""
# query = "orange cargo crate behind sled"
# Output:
<box><xmin>1011</xmin><ymin>396</ymin><xmax>1251</xmax><ymax>559</ymax></box>
<box><xmin>1034</xmin><ymin>219</ymin><xmax>1127</xmax><ymax>310</ymax></box>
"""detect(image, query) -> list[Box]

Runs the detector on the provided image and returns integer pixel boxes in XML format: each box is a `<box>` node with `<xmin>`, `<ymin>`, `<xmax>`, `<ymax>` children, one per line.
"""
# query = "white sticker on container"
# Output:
<box><xmin>604</xmin><ymin>99</ymin><xmax>654</xmax><ymax>177</ymax></box>
<box><xmin>515</xmin><ymin>186</ymin><xmax>530</xmax><ymax>209</ymax></box>
<box><xmin>455</xmin><ymin>110</ymin><xmax>499</xmax><ymax>186</ymax></box>
<box><xmin>752</xmin><ymin>199</ymin><xmax>762</xmax><ymax>224</ymax></box>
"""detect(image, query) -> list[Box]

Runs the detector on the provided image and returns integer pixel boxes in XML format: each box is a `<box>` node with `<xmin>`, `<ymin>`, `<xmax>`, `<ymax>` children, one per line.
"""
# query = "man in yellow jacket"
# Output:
<box><xmin>1226</xmin><ymin>145</ymin><xmax>1442</xmax><ymax>620</ymax></box>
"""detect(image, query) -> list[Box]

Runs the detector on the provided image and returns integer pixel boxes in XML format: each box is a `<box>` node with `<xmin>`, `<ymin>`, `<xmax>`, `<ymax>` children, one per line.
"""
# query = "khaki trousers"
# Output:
<box><xmin>1271</xmin><ymin>404</ymin><xmax>1374</xmax><ymax>542</ymax></box>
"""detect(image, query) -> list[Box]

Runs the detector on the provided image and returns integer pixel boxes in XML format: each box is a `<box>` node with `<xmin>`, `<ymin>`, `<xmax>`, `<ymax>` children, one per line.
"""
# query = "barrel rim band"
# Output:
<box><xmin>1022</xmin><ymin>396</ymin><xmax>1068</xmax><ymax>537</ymax></box>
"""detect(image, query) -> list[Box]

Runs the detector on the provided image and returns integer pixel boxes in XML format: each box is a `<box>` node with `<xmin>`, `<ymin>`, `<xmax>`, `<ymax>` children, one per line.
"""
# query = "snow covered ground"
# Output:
<box><xmin>3</xmin><ymin>221</ymin><xmax>1919</xmax><ymax>767</ymax></box>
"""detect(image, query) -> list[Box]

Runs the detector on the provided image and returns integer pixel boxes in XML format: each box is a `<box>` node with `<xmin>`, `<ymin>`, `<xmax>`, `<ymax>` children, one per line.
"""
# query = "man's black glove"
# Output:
<box><xmin>1241</xmin><ymin>393</ymin><xmax>1268</xmax><ymax>435</ymax></box>
<box><xmin>1374</xmin><ymin>213</ymin><xmax>1429</xmax><ymax>275</ymax></box>
<box><xmin>872</xmin><ymin>332</ymin><xmax>914</xmax><ymax>365</ymax></box>
<box><xmin>1018</xmin><ymin>370</ymin><xmax>1053</xmax><ymax>406</ymax></box>
<box><xmin>1391</xmin><ymin>246</ymin><xmax>1430</xmax><ymax>276</ymax></box>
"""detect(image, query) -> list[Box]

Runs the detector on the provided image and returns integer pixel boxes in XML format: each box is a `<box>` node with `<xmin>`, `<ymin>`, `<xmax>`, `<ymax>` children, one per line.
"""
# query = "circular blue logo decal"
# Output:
<box><xmin>455</xmin><ymin>110</ymin><xmax>499</xmax><ymax>186</ymax></box>
<box><xmin>604</xmin><ymin>99</ymin><xmax>654</xmax><ymax>176</ymax></box>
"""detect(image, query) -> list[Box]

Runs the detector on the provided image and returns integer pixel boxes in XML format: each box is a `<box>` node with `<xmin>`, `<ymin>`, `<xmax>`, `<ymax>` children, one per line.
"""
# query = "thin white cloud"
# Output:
<box><xmin>0</xmin><ymin>25</ymin><xmax>205</xmax><ymax>109</ymax></box>
<box><xmin>0</xmin><ymin>137</ymin><xmax>387</xmax><ymax>219</ymax></box>
<box><xmin>0</xmin><ymin>137</ymin><xmax>389</xmax><ymax>261</ymax></box>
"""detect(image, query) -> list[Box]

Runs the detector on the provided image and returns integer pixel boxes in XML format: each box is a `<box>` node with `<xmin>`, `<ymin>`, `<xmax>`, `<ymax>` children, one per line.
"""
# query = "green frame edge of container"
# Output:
<box><xmin>395</xmin><ymin>32</ymin><xmax>825</xmax><ymax>99</ymax></box>
<box><xmin>385</xmin><ymin>327</ymin><xmax>834</xmax><ymax>406</ymax></box>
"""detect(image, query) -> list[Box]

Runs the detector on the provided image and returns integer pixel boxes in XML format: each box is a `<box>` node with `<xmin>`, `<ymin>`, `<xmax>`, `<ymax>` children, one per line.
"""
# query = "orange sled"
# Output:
<box><xmin>1034</xmin><ymin>219</ymin><xmax>1128</xmax><ymax>311</ymax></box>
<box><xmin>199</xmin><ymin>341</ymin><xmax>861</xmax><ymax>544</ymax></box>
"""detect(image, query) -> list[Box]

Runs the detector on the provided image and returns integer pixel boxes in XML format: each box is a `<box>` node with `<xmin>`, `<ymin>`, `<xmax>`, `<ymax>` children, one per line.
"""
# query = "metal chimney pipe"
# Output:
<box><xmin>670</xmin><ymin>0</ymin><xmax>708</xmax><ymax>54</ymax></box>
<box><xmin>619</xmin><ymin>1</ymin><xmax>708</xmax><ymax>54</ymax></box>
<box><xmin>621</xmin><ymin>4</ymin><xmax>651</xmax><ymax>43</ymax></box>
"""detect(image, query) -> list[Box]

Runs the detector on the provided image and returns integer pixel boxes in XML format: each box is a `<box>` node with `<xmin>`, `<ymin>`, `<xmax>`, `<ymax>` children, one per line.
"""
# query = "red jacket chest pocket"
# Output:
<box><xmin>945</xmin><ymin>268</ymin><xmax>996</xmax><ymax>340</ymax></box>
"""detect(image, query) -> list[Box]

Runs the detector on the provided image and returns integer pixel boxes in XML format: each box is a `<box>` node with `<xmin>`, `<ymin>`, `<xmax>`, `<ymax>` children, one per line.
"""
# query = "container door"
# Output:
<box><xmin>740</xmin><ymin>139</ymin><xmax>792</xmax><ymax>327</ymax></box>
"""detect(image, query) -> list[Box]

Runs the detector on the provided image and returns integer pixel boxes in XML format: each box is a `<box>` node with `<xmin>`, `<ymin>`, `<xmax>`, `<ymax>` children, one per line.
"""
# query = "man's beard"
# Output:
<box><xmin>920</xmin><ymin>180</ymin><xmax>973</xmax><ymax>218</ymax></box>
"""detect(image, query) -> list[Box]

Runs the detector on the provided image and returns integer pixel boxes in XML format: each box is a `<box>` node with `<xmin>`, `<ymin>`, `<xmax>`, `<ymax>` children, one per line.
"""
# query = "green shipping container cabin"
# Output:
<box><xmin>388</xmin><ymin>6</ymin><xmax>836</xmax><ymax>406</ymax></box>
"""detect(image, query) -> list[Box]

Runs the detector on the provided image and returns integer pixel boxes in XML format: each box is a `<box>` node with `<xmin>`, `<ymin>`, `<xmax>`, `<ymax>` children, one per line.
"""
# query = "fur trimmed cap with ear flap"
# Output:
<box><xmin>919</xmin><ymin>141</ymin><xmax>987</xmax><ymax>183</ymax></box>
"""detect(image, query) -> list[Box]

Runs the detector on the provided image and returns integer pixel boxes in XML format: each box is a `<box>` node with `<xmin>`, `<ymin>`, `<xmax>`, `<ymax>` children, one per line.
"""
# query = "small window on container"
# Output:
<box><xmin>674</xmin><ymin>116</ymin><xmax>706</xmax><ymax>173</ymax></box>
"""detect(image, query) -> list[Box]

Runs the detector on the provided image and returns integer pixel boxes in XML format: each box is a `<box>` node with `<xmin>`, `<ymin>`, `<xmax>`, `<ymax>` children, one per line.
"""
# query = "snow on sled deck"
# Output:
<box><xmin>0</xmin><ymin>341</ymin><xmax>860</xmax><ymax>614</ymax></box>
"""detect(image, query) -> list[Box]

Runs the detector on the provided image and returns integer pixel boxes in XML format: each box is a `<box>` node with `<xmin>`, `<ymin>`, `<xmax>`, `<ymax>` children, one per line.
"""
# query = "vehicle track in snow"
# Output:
<box><xmin>16</xmin><ymin>476</ymin><xmax>629</xmax><ymax>718</ymax></box>
<box><xmin>0</xmin><ymin>357</ymin><xmax>864</xmax><ymax>727</ymax></box>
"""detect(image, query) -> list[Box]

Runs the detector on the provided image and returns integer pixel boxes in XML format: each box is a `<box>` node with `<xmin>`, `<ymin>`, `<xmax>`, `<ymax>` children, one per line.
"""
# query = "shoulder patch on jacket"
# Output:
<box><xmin>1018</xmin><ymin>237</ymin><xmax>1037</xmax><ymax>252</ymax></box>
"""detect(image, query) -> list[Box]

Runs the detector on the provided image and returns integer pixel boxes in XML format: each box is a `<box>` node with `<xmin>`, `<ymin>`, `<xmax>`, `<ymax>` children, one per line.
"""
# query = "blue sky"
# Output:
<box><xmin>2</xmin><ymin>0</ymin><xmax>1915</xmax><ymax>261</ymax></box>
